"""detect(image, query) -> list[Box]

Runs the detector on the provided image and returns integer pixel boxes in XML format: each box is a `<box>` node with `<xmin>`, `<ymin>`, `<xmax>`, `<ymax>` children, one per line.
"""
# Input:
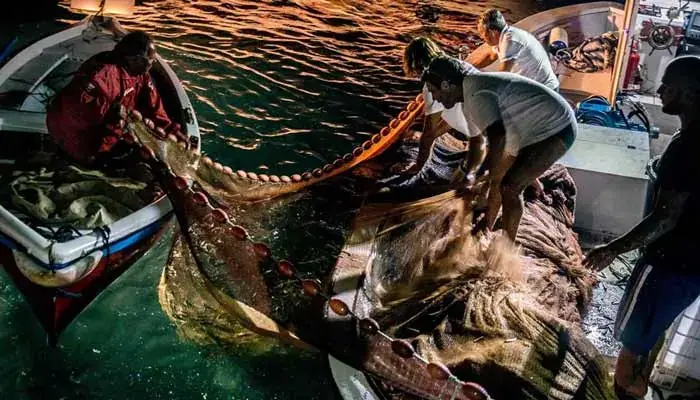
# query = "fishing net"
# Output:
<box><xmin>0</xmin><ymin>163</ymin><xmax>148</xmax><ymax>232</ymax></box>
<box><xmin>345</xmin><ymin>165</ymin><xmax>610</xmax><ymax>399</ymax></box>
<box><xmin>563</xmin><ymin>32</ymin><xmax>618</xmax><ymax>74</ymax></box>
<box><xmin>126</xmin><ymin>108</ymin><xmax>611</xmax><ymax>398</ymax></box>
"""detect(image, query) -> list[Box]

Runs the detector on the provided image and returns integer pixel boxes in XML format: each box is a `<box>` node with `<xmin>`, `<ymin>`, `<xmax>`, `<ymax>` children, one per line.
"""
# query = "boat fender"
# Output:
<box><xmin>12</xmin><ymin>249</ymin><xmax>102</xmax><ymax>288</ymax></box>
<box><xmin>548</xmin><ymin>27</ymin><xmax>571</xmax><ymax>60</ymax></box>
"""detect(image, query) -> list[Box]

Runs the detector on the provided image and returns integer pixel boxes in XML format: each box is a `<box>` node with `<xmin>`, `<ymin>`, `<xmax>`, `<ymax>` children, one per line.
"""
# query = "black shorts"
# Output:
<box><xmin>615</xmin><ymin>260</ymin><xmax>700</xmax><ymax>354</ymax></box>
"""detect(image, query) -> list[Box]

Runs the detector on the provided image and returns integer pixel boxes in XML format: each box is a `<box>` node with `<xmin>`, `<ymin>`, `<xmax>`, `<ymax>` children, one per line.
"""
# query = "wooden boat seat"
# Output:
<box><xmin>0</xmin><ymin>109</ymin><xmax>47</xmax><ymax>134</ymax></box>
<box><xmin>0</xmin><ymin>51</ymin><xmax>69</xmax><ymax>94</ymax></box>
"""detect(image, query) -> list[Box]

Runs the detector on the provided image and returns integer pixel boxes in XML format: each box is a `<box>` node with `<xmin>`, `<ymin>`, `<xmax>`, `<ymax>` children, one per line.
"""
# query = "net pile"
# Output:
<box><xmin>349</xmin><ymin>165</ymin><xmax>610</xmax><ymax>399</ymax></box>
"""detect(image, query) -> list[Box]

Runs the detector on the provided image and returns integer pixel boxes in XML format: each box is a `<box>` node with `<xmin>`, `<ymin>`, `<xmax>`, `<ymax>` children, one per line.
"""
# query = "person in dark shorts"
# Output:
<box><xmin>584</xmin><ymin>56</ymin><xmax>700</xmax><ymax>399</ymax></box>
<box><xmin>422</xmin><ymin>56</ymin><xmax>576</xmax><ymax>242</ymax></box>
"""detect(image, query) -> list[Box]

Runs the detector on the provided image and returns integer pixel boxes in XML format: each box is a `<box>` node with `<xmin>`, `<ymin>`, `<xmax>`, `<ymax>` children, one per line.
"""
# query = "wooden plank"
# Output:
<box><xmin>609</xmin><ymin>0</ymin><xmax>641</xmax><ymax>102</ymax></box>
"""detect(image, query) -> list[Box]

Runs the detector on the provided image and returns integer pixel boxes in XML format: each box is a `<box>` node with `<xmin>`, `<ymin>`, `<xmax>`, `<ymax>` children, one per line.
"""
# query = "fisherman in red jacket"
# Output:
<box><xmin>46</xmin><ymin>31</ymin><xmax>186</xmax><ymax>168</ymax></box>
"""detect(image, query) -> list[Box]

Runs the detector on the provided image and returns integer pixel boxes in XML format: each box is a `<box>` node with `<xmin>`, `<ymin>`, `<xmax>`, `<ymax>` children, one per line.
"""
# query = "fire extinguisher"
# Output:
<box><xmin>624</xmin><ymin>39</ymin><xmax>641</xmax><ymax>89</ymax></box>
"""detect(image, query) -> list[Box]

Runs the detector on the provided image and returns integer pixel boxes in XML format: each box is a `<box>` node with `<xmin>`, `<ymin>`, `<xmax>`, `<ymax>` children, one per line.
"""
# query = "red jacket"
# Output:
<box><xmin>46</xmin><ymin>53</ymin><xmax>180</xmax><ymax>164</ymax></box>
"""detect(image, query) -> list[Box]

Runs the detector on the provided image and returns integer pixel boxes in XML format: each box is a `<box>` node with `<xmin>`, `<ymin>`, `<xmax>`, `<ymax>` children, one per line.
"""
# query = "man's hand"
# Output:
<box><xmin>106</xmin><ymin>102</ymin><xmax>126</xmax><ymax>125</ymax></box>
<box><xmin>452</xmin><ymin>167</ymin><xmax>476</xmax><ymax>186</ymax></box>
<box><xmin>530</xmin><ymin>178</ymin><xmax>545</xmax><ymax>199</ymax></box>
<box><xmin>472</xmin><ymin>211</ymin><xmax>489</xmax><ymax>236</ymax></box>
<box><xmin>583</xmin><ymin>245</ymin><xmax>619</xmax><ymax>272</ymax></box>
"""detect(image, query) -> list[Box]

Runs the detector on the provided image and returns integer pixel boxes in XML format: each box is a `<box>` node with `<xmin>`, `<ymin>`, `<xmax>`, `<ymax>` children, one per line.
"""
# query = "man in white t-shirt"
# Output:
<box><xmin>470</xmin><ymin>9</ymin><xmax>559</xmax><ymax>91</ymax></box>
<box><xmin>422</xmin><ymin>56</ymin><xmax>576</xmax><ymax>241</ymax></box>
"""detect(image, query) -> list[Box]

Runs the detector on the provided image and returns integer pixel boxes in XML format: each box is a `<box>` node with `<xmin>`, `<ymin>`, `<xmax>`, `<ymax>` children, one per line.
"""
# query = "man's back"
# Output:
<box><xmin>498</xmin><ymin>26</ymin><xmax>559</xmax><ymax>91</ymax></box>
<box><xmin>462</xmin><ymin>72</ymin><xmax>573</xmax><ymax>153</ymax></box>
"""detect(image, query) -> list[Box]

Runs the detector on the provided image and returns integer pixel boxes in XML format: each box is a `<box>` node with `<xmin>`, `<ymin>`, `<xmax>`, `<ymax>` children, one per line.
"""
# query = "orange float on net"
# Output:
<box><xmin>252</xmin><ymin>242</ymin><xmax>271</xmax><ymax>259</ymax></box>
<box><xmin>211</xmin><ymin>208</ymin><xmax>230</xmax><ymax>224</ymax></box>
<box><xmin>191</xmin><ymin>191</ymin><xmax>209</xmax><ymax>206</ymax></box>
<box><xmin>301</xmin><ymin>279</ymin><xmax>322</xmax><ymax>297</ymax></box>
<box><xmin>426</xmin><ymin>362</ymin><xmax>452</xmax><ymax>381</ymax></box>
<box><xmin>139</xmin><ymin>147</ymin><xmax>155</xmax><ymax>160</ymax></box>
<box><xmin>277</xmin><ymin>260</ymin><xmax>296</xmax><ymax>278</ymax></box>
<box><xmin>328</xmin><ymin>299</ymin><xmax>350</xmax><ymax>316</ymax></box>
<box><xmin>173</xmin><ymin>176</ymin><xmax>189</xmax><ymax>190</ymax></box>
<box><xmin>462</xmin><ymin>382</ymin><xmax>490</xmax><ymax>400</ymax></box>
<box><xmin>231</xmin><ymin>225</ymin><xmax>249</xmax><ymax>240</ymax></box>
<box><xmin>359</xmin><ymin>318</ymin><xmax>380</xmax><ymax>335</ymax></box>
<box><xmin>391</xmin><ymin>339</ymin><xmax>415</xmax><ymax>359</ymax></box>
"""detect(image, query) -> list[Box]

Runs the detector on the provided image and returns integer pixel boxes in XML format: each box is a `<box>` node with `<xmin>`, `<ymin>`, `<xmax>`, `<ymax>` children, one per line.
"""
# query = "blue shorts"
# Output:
<box><xmin>614</xmin><ymin>261</ymin><xmax>700</xmax><ymax>354</ymax></box>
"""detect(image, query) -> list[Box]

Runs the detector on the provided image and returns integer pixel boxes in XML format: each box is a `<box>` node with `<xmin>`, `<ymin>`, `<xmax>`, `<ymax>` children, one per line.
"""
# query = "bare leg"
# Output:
<box><xmin>485</xmin><ymin>178</ymin><xmax>503</xmax><ymax>231</ymax></box>
<box><xmin>499</xmin><ymin>127</ymin><xmax>573</xmax><ymax>241</ymax></box>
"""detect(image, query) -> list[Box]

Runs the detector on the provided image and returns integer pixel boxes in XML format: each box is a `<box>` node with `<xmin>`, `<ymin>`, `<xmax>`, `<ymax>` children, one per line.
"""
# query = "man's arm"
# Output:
<box><xmin>584</xmin><ymin>188</ymin><xmax>690</xmax><ymax>271</ymax></box>
<box><xmin>498</xmin><ymin>59</ymin><xmax>515</xmax><ymax>72</ymax></box>
<box><xmin>481</xmin><ymin>121</ymin><xmax>517</xmax><ymax>230</ymax></box>
<box><xmin>606</xmin><ymin>189</ymin><xmax>687</xmax><ymax>253</ymax></box>
<box><xmin>414</xmin><ymin>112</ymin><xmax>449</xmax><ymax>171</ymax></box>
<box><xmin>460</xmin><ymin>135</ymin><xmax>486</xmax><ymax>176</ymax></box>
<box><xmin>467</xmin><ymin>48</ymin><xmax>499</xmax><ymax>69</ymax></box>
<box><xmin>138</xmin><ymin>77</ymin><xmax>184</xmax><ymax>139</ymax></box>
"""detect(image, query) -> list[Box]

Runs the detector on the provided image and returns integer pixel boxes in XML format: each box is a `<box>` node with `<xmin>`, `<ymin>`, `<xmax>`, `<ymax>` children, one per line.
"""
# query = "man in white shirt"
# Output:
<box><xmin>422</xmin><ymin>56</ymin><xmax>576</xmax><ymax>241</ymax></box>
<box><xmin>470</xmin><ymin>9</ymin><xmax>559</xmax><ymax>91</ymax></box>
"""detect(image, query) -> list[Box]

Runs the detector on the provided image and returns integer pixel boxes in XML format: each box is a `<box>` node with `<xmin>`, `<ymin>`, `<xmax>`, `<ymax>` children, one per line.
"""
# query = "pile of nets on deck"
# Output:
<box><xmin>330</xmin><ymin>164</ymin><xmax>612</xmax><ymax>399</ymax></box>
<box><xmin>0</xmin><ymin>164</ymin><xmax>148</xmax><ymax>235</ymax></box>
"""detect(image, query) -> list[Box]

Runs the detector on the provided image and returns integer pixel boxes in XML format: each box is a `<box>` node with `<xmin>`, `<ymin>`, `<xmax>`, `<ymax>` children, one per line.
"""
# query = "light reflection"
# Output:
<box><xmin>59</xmin><ymin>0</ymin><xmax>538</xmax><ymax>173</ymax></box>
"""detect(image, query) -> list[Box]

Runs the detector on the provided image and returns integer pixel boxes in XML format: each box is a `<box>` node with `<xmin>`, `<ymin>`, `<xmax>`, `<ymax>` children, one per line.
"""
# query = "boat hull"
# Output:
<box><xmin>0</xmin><ymin>216</ymin><xmax>174</xmax><ymax>345</ymax></box>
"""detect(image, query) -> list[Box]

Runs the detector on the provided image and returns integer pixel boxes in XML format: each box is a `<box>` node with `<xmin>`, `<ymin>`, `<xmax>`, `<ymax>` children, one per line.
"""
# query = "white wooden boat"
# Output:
<box><xmin>0</xmin><ymin>15</ymin><xmax>200</xmax><ymax>345</ymax></box>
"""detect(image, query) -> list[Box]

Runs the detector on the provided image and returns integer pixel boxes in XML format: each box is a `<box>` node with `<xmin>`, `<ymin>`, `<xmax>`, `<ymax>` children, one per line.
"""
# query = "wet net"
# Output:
<box><xmin>126</xmin><ymin>112</ymin><xmax>613</xmax><ymax>399</ymax></box>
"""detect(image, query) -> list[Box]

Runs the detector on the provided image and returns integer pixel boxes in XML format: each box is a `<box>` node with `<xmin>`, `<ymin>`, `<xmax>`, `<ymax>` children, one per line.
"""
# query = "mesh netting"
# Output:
<box><xmin>127</xmin><ymin>111</ymin><xmax>612</xmax><ymax>399</ymax></box>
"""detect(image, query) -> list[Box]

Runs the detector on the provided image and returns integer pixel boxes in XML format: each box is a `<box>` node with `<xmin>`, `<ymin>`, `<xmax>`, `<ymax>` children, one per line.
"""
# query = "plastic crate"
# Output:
<box><xmin>652</xmin><ymin>295</ymin><xmax>700</xmax><ymax>389</ymax></box>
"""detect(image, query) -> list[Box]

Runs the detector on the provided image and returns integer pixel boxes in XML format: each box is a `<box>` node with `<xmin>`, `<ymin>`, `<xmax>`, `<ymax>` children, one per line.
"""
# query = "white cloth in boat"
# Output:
<box><xmin>462</xmin><ymin>72</ymin><xmax>575</xmax><ymax>156</ymax></box>
<box><xmin>495</xmin><ymin>25</ymin><xmax>560</xmax><ymax>91</ymax></box>
<box><xmin>419</xmin><ymin>84</ymin><xmax>470</xmax><ymax>183</ymax></box>
<box><xmin>422</xmin><ymin>84</ymin><xmax>473</xmax><ymax>138</ymax></box>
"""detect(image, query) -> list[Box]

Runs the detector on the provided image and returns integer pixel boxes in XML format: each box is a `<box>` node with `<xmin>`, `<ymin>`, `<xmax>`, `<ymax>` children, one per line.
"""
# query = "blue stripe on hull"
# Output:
<box><xmin>0</xmin><ymin>214</ymin><xmax>173</xmax><ymax>271</ymax></box>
